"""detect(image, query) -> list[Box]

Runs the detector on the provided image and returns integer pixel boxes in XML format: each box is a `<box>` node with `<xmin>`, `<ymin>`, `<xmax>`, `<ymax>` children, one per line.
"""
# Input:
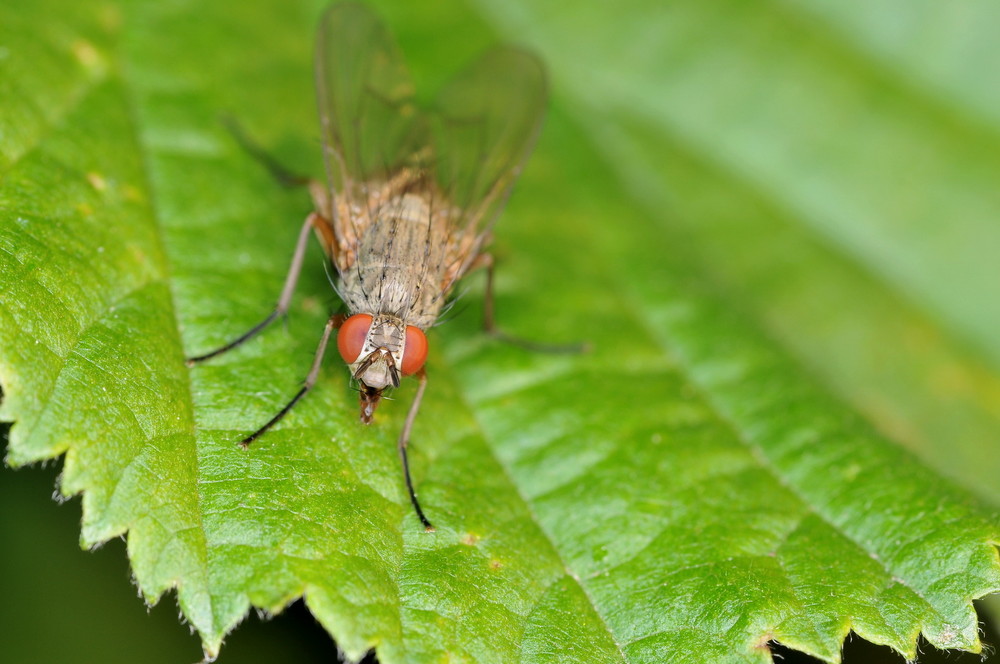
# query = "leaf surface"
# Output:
<box><xmin>2</xmin><ymin>1</ymin><xmax>999</xmax><ymax>662</ymax></box>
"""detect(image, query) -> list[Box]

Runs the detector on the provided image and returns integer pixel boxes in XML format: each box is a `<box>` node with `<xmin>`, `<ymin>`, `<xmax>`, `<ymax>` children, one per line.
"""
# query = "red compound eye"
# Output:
<box><xmin>401</xmin><ymin>326</ymin><xmax>428</xmax><ymax>376</ymax></box>
<box><xmin>337</xmin><ymin>314</ymin><xmax>373</xmax><ymax>364</ymax></box>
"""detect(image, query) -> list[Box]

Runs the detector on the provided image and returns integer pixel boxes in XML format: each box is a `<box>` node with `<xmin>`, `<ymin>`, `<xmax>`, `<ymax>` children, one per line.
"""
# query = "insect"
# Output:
<box><xmin>188</xmin><ymin>2</ymin><xmax>570</xmax><ymax>531</ymax></box>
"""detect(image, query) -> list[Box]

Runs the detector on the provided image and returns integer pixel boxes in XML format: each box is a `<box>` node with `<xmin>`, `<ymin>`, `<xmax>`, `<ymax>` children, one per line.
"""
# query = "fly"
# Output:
<box><xmin>188</xmin><ymin>2</ymin><xmax>576</xmax><ymax>531</ymax></box>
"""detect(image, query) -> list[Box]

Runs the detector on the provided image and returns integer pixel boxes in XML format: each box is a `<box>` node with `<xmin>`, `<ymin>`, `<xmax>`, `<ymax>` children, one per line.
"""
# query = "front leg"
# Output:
<box><xmin>399</xmin><ymin>367</ymin><xmax>434</xmax><ymax>531</ymax></box>
<box><xmin>239</xmin><ymin>312</ymin><xmax>346</xmax><ymax>447</ymax></box>
<box><xmin>186</xmin><ymin>212</ymin><xmax>335</xmax><ymax>364</ymax></box>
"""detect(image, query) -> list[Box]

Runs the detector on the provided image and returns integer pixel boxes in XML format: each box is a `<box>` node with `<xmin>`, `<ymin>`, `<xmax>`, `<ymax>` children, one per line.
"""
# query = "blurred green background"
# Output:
<box><xmin>4</xmin><ymin>0</ymin><xmax>1000</xmax><ymax>662</ymax></box>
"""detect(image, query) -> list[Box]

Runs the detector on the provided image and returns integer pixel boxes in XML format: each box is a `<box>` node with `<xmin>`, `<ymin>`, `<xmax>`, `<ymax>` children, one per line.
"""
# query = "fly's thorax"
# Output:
<box><xmin>349</xmin><ymin>313</ymin><xmax>406</xmax><ymax>391</ymax></box>
<box><xmin>389</xmin><ymin>193</ymin><xmax>431</xmax><ymax>224</ymax></box>
<box><xmin>337</xmin><ymin>191</ymin><xmax>452</xmax><ymax>330</ymax></box>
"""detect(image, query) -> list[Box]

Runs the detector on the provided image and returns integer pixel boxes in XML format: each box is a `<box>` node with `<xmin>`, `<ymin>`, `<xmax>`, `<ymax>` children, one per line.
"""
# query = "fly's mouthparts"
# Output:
<box><xmin>359</xmin><ymin>385</ymin><xmax>384</xmax><ymax>424</ymax></box>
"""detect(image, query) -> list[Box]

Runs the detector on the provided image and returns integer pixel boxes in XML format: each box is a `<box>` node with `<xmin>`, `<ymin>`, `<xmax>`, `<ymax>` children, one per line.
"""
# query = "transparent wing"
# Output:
<box><xmin>314</xmin><ymin>3</ymin><xmax>424</xmax><ymax>249</ymax></box>
<box><xmin>429</xmin><ymin>46</ymin><xmax>549</xmax><ymax>287</ymax></box>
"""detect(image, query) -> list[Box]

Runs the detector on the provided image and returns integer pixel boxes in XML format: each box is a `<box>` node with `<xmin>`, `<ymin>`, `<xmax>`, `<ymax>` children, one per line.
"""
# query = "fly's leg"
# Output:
<box><xmin>221</xmin><ymin>115</ymin><xmax>311</xmax><ymax>188</ymax></box>
<box><xmin>478</xmin><ymin>253</ymin><xmax>589</xmax><ymax>354</ymax></box>
<box><xmin>399</xmin><ymin>367</ymin><xmax>434</xmax><ymax>531</ymax></box>
<box><xmin>188</xmin><ymin>116</ymin><xmax>338</xmax><ymax>365</ymax></box>
<box><xmin>187</xmin><ymin>212</ymin><xmax>331</xmax><ymax>364</ymax></box>
<box><xmin>240</xmin><ymin>313</ymin><xmax>345</xmax><ymax>448</ymax></box>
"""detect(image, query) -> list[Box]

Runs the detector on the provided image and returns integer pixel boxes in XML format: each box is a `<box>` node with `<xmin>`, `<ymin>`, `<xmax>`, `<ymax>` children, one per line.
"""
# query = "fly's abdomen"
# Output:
<box><xmin>340</xmin><ymin>193</ymin><xmax>449</xmax><ymax>329</ymax></box>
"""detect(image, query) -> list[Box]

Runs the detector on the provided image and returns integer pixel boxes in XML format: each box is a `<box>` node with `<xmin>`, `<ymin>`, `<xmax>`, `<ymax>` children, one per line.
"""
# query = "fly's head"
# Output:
<box><xmin>337</xmin><ymin>312</ymin><xmax>428</xmax><ymax>423</ymax></box>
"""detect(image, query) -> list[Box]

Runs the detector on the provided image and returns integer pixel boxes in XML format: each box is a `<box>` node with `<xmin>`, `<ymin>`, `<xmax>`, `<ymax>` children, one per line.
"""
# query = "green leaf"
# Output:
<box><xmin>471</xmin><ymin>0</ymin><xmax>1000</xmax><ymax>506</ymax></box>
<box><xmin>2</xmin><ymin>1</ymin><xmax>999</xmax><ymax>663</ymax></box>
